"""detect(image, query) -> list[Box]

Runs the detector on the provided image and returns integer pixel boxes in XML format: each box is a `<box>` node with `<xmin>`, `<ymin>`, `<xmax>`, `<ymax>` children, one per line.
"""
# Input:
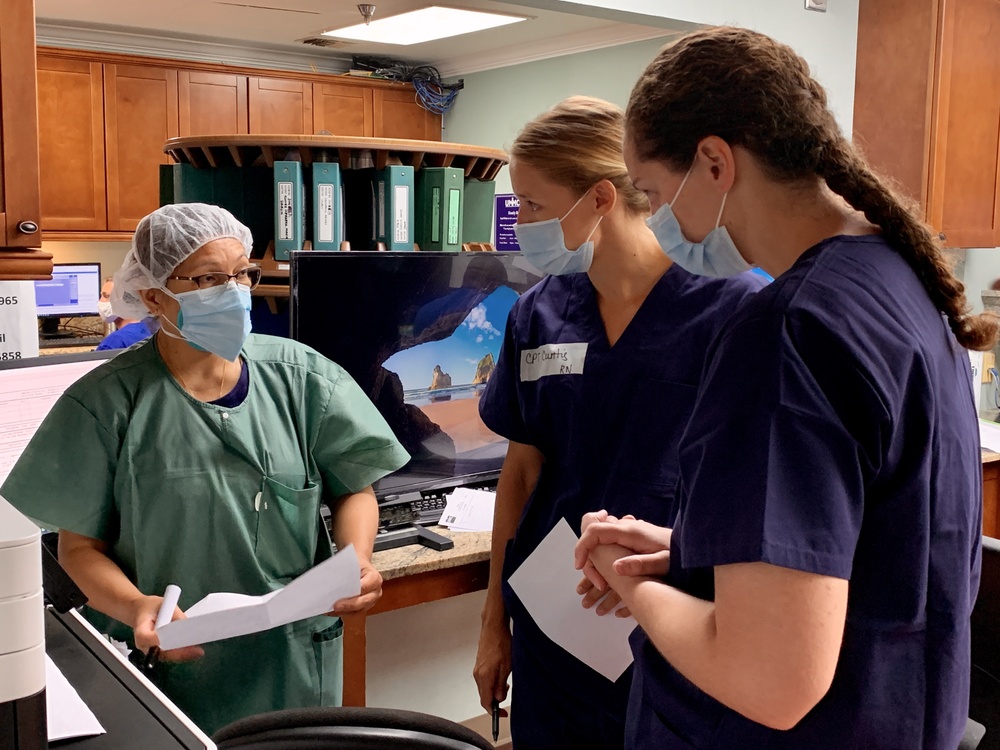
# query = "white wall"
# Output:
<box><xmin>505</xmin><ymin>0</ymin><xmax>861</xmax><ymax>135</ymax></box>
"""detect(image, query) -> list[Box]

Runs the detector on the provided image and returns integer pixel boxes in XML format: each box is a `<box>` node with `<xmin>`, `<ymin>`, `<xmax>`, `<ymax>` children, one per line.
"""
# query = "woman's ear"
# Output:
<box><xmin>696</xmin><ymin>136</ymin><xmax>737</xmax><ymax>194</ymax></box>
<box><xmin>138</xmin><ymin>288</ymin><xmax>164</xmax><ymax>317</ymax></box>
<box><xmin>593</xmin><ymin>179</ymin><xmax>618</xmax><ymax>216</ymax></box>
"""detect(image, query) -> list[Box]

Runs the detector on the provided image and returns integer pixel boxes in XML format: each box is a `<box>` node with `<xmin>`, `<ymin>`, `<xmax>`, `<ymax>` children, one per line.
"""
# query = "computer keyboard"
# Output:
<box><xmin>39</xmin><ymin>336</ymin><xmax>104</xmax><ymax>349</ymax></box>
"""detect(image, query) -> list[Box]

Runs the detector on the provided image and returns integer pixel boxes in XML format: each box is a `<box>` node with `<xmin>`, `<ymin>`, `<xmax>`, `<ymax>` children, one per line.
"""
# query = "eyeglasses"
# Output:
<box><xmin>167</xmin><ymin>265</ymin><xmax>262</xmax><ymax>291</ymax></box>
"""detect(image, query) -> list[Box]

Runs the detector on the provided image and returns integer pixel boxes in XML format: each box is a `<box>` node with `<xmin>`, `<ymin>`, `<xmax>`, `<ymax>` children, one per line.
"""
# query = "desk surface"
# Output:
<box><xmin>372</xmin><ymin>527</ymin><xmax>491</xmax><ymax>581</ymax></box>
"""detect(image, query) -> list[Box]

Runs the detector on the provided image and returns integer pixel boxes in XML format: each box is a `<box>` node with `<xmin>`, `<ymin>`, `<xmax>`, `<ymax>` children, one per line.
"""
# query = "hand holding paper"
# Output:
<box><xmin>156</xmin><ymin>545</ymin><xmax>361</xmax><ymax>651</ymax></box>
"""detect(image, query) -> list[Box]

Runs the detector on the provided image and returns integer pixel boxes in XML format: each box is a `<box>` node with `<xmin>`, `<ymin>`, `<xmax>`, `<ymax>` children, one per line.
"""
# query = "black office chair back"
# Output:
<box><xmin>213</xmin><ymin>707</ymin><xmax>495</xmax><ymax>750</ymax></box>
<box><xmin>970</xmin><ymin>536</ymin><xmax>1000</xmax><ymax>750</ymax></box>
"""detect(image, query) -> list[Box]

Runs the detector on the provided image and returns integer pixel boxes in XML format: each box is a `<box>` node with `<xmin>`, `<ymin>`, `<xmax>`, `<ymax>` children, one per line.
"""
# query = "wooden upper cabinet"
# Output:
<box><xmin>926</xmin><ymin>0</ymin><xmax>1000</xmax><ymax>247</ymax></box>
<box><xmin>373</xmin><ymin>87</ymin><xmax>441</xmax><ymax>141</ymax></box>
<box><xmin>36</xmin><ymin>55</ymin><xmax>107</xmax><ymax>231</ymax></box>
<box><xmin>854</xmin><ymin>0</ymin><xmax>1000</xmax><ymax>247</ymax></box>
<box><xmin>0</xmin><ymin>0</ymin><xmax>42</xmax><ymax>248</ymax></box>
<box><xmin>178</xmin><ymin>70</ymin><xmax>248</xmax><ymax>136</ymax></box>
<box><xmin>313</xmin><ymin>82</ymin><xmax>373</xmax><ymax>137</ymax></box>
<box><xmin>249</xmin><ymin>77</ymin><xmax>314</xmax><ymax>135</ymax></box>
<box><xmin>104</xmin><ymin>64</ymin><xmax>178</xmax><ymax>232</ymax></box>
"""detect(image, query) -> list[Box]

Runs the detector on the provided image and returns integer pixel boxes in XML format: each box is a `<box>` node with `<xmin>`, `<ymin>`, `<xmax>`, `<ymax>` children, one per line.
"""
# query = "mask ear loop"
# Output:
<box><xmin>715</xmin><ymin>192</ymin><xmax>729</xmax><ymax>229</ymax></box>
<box><xmin>669</xmin><ymin>164</ymin><xmax>695</xmax><ymax>208</ymax></box>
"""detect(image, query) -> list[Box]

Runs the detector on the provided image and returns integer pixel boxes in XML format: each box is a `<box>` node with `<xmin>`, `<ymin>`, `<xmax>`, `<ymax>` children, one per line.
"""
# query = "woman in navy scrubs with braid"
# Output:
<box><xmin>576</xmin><ymin>27</ymin><xmax>995</xmax><ymax>750</ymax></box>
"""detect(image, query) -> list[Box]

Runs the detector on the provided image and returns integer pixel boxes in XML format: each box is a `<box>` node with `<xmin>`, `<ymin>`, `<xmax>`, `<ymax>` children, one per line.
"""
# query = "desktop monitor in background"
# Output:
<box><xmin>0</xmin><ymin>350</ymin><xmax>117</xmax><ymax>486</ymax></box>
<box><xmin>34</xmin><ymin>262</ymin><xmax>102</xmax><ymax>338</ymax></box>
<box><xmin>291</xmin><ymin>251</ymin><xmax>544</xmax><ymax>495</ymax></box>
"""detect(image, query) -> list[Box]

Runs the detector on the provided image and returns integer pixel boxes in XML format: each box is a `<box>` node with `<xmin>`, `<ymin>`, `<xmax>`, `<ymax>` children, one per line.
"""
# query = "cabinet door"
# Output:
<box><xmin>36</xmin><ymin>55</ymin><xmax>106</xmax><ymax>231</ymax></box>
<box><xmin>928</xmin><ymin>0</ymin><xmax>1000</xmax><ymax>247</ymax></box>
<box><xmin>313</xmin><ymin>82</ymin><xmax>372</xmax><ymax>137</ymax></box>
<box><xmin>0</xmin><ymin>0</ymin><xmax>42</xmax><ymax>247</ymax></box>
<box><xmin>372</xmin><ymin>87</ymin><xmax>441</xmax><ymax>141</ymax></box>
<box><xmin>249</xmin><ymin>77</ymin><xmax>313</xmax><ymax>135</ymax></box>
<box><xmin>105</xmin><ymin>64</ymin><xmax>178</xmax><ymax>232</ymax></box>
<box><xmin>178</xmin><ymin>71</ymin><xmax>248</xmax><ymax>136</ymax></box>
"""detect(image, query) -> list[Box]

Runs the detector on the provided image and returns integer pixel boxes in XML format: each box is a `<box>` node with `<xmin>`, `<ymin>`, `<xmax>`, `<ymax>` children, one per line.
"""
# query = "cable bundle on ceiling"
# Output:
<box><xmin>352</xmin><ymin>55</ymin><xmax>464</xmax><ymax>114</ymax></box>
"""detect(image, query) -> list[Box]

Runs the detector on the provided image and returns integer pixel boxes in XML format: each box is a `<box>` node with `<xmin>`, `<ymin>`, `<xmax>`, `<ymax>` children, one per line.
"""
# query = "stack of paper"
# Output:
<box><xmin>439</xmin><ymin>487</ymin><xmax>496</xmax><ymax>532</ymax></box>
<box><xmin>980</xmin><ymin>419</ymin><xmax>1000</xmax><ymax>453</ymax></box>
<box><xmin>156</xmin><ymin>545</ymin><xmax>361</xmax><ymax>650</ymax></box>
<box><xmin>46</xmin><ymin>655</ymin><xmax>106</xmax><ymax>742</ymax></box>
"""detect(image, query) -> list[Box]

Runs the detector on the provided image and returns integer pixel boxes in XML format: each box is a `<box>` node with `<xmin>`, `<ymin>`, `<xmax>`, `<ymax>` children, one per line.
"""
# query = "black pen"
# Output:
<box><xmin>491</xmin><ymin>699</ymin><xmax>500</xmax><ymax>743</ymax></box>
<box><xmin>142</xmin><ymin>645</ymin><xmax>160</xmax><ymax>674</ymax></box>
<box><xmin>143</xmin><ymin>584</ymin><xmax>181</xmax><ymax>674</ymax></box>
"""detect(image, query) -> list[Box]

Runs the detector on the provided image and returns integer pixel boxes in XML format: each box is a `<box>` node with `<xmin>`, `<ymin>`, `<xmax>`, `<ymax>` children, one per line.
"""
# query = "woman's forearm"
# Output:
<box><xmin>329</xmin><ymin>485</ymin><xmax>379</xmax><ymax>559</ymax></box>
<box><xmin>483</xmin><ymin>442</ymin><xmax>543</xmax><ymax>627</ymax></box>
<box><xmin>58</xmin><ymin>531</ymin><xmax>145</xmax><ymax>627</ymax></box>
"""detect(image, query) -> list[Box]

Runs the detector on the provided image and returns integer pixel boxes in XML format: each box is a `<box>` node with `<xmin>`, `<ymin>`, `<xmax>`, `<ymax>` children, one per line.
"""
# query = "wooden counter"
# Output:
<box><xmin>341</xmin><ymin>528</ymin><xmax>491</xmax><ymax>707</ymax></box>
<box><xmin>983</xmin><ymin>450</ymin><xmax>1000</xmax><ymax>539</ymax></box>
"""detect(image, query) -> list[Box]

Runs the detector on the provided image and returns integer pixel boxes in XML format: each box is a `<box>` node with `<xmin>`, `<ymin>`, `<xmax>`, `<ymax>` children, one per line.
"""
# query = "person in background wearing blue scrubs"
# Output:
<box><xmin>474</xmin><ymin>96</ymin><xmax>766</xmax><ymax>750</ymax></box>
<box><xmin>574</xmin><ymin>27</ymin><xmax>997</xmax><ymax>750</ymax></box>
<box><xmin>96</xmin><ymin>278</ymin><xmax>153</xmax><ymax>350</ymax></box>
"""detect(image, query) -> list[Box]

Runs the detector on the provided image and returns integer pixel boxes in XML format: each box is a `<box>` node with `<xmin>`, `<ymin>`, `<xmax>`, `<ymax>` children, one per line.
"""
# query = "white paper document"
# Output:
<box><xmin>440</xmin><ymin>487</ymin><xmax>496</xmax><ymax>532</ymax></box>
<box><xmin>156</xmin><ymin>544</ymin><xmax>361</xmax><ymax>650</ymax></box>
<box><xmin>46</xmin><ymin>655</ymin><xmax>106</xmax><ymax>742</ymax></box>
<box><xmin>508</xmin><ymin>518</ymin><xmax>637</xmax><ymax>681</ymax></box>
<box><xmin>980</xmin><ymin>419</ymin><xmax>1000</xmax><ymax>453</ymax></box>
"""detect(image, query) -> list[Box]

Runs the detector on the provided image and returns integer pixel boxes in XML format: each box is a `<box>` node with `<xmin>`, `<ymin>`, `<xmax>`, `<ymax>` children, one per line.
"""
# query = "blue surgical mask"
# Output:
<box><xmin>514</xmin><ymin>190</ymin><xmax>602</xmax><ymax>276</ymax></box>
<box><xmin>647</xmin><ymin>165</ymin><xmax>751</xmax><ymax>278</ymax></box>
<box><xmin>159</xmin><ymin>281</ymin><xmax>252</xmax><ymax>362</ymax></box>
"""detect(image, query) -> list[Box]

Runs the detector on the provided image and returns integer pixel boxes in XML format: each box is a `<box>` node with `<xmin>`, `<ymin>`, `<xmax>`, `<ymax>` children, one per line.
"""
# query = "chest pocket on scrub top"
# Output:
<box><xmin>254</xmin><ymin>477</ymin><xmax>324</xmax><ymax>582</ymax></box>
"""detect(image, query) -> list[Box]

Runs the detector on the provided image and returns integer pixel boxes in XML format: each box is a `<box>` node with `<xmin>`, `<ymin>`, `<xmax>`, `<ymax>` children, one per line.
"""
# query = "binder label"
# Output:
<box><xmin>278</xmin><ymin>181</ymin><xmax>294</xmax><ymax>241</ymax></box>
<box><xmin>394</xmin><ymin>185</ymin><xmax>410</xmax><ymax>243</ymax></box>
<box><xmin>318</xmin><ymin>184</ymin><xmax>335</xmax><ymax>243</ymax></box>
<box><xmin>432</xmin><ymin>187</ymin><xmax>442</xmax><ymax>244</ymax></box>
<box><xmin>448</xmin><ymin>188</ymin><xmax>461</xmax><ymax>246</ymax></box>
<box><xmin>378</xmin><ymin>181</ymin><xmax>386</xmax><ymax>240</ymax></box>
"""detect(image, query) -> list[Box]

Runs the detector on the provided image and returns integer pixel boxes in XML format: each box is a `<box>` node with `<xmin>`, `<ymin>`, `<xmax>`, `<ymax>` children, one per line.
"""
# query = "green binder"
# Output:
<box><xmin>462</xmin><ymin>179</ymin><xmax>496</xmax><ymax>245</ymax></box>
<box><xmin>311</xmin><ymin>162</ymin><xmax>344</xmax><ymax>251</ymax></box>
<box><xmin>274</xmin><ymin>160</ymin><xmax>305</xmax><ymax>261</ymax></box>
<box><xmin>416</xmin><ymin>167</ymin><xmax>464</xmax><ymax>252</ymax></box>
<box><xmin>377</xmin><ymin>165</ymin><xmax>415</xmax><ymax>251</ymax></box>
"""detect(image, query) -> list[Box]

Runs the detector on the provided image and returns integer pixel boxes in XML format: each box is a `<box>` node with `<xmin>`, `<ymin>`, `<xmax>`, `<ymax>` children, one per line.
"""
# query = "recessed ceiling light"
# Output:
<box><xmin>322</xmin><ymin>6</ymin><xmax>527</xmax><ymax>46</ymax></box>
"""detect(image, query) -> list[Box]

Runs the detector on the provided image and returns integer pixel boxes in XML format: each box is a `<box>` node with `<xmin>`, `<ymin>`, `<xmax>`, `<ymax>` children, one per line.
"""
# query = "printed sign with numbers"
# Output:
<box><xmin>0</xmin><ymin>281</ymin><xmax>39</xmax><ymax>360</ymax></box>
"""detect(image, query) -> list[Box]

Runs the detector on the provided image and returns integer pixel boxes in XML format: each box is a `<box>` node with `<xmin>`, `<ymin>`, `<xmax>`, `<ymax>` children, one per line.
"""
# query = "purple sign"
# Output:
<box><xmin>494</xmin><ymin>194</ymin><xmax>520</xmax><ymax>251</ymax></box>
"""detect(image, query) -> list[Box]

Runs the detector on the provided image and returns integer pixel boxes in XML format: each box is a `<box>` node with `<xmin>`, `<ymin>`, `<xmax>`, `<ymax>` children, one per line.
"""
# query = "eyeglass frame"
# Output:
<box><xmin>166</xmin><ymin>264</ymin><xmax>262</xmax><ymax>291</ymax></box>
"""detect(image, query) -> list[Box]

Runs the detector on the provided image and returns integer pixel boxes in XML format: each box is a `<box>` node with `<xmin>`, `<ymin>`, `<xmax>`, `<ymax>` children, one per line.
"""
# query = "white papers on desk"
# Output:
<box><xmin>980</xmin><ymin>419</ymin><xmax>1000</xmax><ymax>453</ymax></box>
<box><xmin>46</xmin><ymin>654</ymin><xmax>106</xmax><ymax>742</ymax></box>
<box><xmin>156</xmin><ymin>544</ymin><xmax>361</xmax><ymax>651</ymax></box>
<box><xmin>508</xmin><ymin>518</ymin><xmax>637</xmax><ymax>682</ymax></box>
<box><xmin>439</xmin><ymin>487</ymin><xmax>496</xmax><ymax>532</ymax></box>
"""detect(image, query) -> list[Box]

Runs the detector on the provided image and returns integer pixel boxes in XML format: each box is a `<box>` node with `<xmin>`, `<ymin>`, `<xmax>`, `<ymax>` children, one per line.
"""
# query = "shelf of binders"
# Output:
<box><xmin>163</xmin><ymin>134</ymin><xmax>508</xmax><ymax>181</ymax></box>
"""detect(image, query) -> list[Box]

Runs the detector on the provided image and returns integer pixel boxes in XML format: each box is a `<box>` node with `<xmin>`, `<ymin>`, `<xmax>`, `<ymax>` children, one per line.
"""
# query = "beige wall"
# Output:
<box><xmin>42</xmin><ymin>240</ymin><xmax>131</xmax><ymax>281</ymax></box>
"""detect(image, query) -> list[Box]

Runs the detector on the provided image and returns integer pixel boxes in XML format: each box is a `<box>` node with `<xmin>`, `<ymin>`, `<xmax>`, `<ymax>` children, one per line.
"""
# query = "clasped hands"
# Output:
<box><xmin>574</xmin><ymin>510</ymin><xmax>673</xmax><ymax>618</ymax></box>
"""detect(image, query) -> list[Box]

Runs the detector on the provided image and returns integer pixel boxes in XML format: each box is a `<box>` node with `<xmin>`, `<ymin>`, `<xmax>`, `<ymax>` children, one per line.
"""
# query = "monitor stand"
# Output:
<box><xmin>373</xmin><ymin>524</ymin><xmax>454</xmax><ymax>553</ymax></box>
<box><xmin>38</xmin><ymin>317</ymin><xmax>74</xmax><ymax>339</ymax></box>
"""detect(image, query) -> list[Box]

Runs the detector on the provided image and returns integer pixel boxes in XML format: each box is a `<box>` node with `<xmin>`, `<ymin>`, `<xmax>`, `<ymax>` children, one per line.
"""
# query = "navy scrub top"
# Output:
<box><xmin>480</xmin><ymin>265</ymin><xmax>766</xmax><ymax>747</ymax></box>
<box><xmin>628</xmin><ymin>235</ymin><xmax>982</xmax><ymax>750</ymax></box>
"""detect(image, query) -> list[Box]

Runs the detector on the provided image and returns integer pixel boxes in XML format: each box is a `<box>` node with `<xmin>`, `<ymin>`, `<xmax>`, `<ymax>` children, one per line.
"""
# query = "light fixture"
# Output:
<box><xmin>322</xmin><ymin>5</ymin><xmax>527</xmax><ymax>46</ymax></box>
<box><xmin>358</xmin><ymin>4</ymin><xmax>375</xmax><ymax>25</ymax></box>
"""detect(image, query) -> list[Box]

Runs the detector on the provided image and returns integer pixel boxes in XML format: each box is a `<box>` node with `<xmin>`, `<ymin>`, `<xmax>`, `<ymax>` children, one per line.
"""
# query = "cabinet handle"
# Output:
<box><xmin>938</xmin><ymin>232</ymin><xmax>947</xmax><ymax>242</ymax></box>
<box><xmin>17</xmin><ymin>221</ymin><xmax>39</xmax><ymax>234</ymax></box>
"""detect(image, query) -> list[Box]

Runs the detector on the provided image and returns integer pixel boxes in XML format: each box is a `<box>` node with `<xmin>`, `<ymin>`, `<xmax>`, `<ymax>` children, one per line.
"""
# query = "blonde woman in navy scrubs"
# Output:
<box><xmin>575</xmin><ymin>28</ymin><xmax>995</xmax><ymax>750</ymax></box>
<box><xmin>474</xmin><ymin>96</ymin><xmax>766</xmax><ymax>750</ymax></box>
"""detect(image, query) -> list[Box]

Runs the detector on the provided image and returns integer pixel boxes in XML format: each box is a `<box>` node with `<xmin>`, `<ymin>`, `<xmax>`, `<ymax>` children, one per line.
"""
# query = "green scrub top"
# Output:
<box><xmin>1</xmin><ymin>334</ymin><xmax>409</xmax><ymax>734</ymax></box>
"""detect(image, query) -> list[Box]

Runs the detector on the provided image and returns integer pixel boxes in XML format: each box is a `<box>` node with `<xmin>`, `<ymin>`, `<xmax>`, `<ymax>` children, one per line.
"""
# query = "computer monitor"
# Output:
<box><xmin>291</xmin><ymin>251</ymin><xmax>544</xmax><ymax>496</ymax></box>
<box><xmin>35</xmin><ymin>262</ymin><xmax>102</xmax><ymax>319</ymax></box>
<box><xmin>0</xmin><ymin>350</ymin><xmax>117</xmax><ymax>486</ymax></box>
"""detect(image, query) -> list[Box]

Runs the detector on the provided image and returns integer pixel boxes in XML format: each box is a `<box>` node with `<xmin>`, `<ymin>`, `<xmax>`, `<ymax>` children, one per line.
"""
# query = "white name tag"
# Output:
<box><xmin>520</xmin><ymin>343</ymin><xmax>588</xmax><ymax>382</ymax></box>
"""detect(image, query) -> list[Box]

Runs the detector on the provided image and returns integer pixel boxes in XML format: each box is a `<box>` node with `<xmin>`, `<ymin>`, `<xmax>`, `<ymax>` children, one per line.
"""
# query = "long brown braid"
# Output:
<box><xmin>626</xmin><ymin>26</ymin><xmax>998</xmax><ymax>351</ymax></box>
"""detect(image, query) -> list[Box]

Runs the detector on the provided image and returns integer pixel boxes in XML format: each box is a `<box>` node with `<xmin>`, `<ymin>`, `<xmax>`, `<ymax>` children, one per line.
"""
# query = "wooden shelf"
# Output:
<box><xmin>164</xmin><ymin>134</ymin><xmax>508</xmax><ymax>180</ymax></box>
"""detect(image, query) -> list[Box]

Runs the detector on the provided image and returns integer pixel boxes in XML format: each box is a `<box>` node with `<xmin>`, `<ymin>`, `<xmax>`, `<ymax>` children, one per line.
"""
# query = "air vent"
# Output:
<box><xmin>299</xmin><ymin>37</ymin><xmax>355</xmax><ymax>48</ymax></box>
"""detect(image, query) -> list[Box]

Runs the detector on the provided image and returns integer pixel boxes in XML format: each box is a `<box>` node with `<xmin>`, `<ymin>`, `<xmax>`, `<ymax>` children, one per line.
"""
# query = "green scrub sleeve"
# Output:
<box><xmin>0</xmin><ymin>394</ymin><xmax>118</xmax><ymax>540</ymax></box>
<box><xmin>313</xmin><ymin>372</ymin><xmax>410</xmax><ymax>497</ymax></box>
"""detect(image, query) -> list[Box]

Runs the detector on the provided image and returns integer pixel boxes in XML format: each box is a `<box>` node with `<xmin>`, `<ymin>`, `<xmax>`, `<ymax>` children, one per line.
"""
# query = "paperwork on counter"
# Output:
<box><xmin>156</xmin><ymin>545</ymin><xmax>360</xmax><ymax>651</ymax></box>
<box><xmin>439</xmin><ymin>487</ymin><xmax>496</xmax><ymax>532</ymax></box>
<box><xmin>46</xmin><ymin>654</ymin><xmax>106</xmax><ymax>742</ymax></box>
<box><xmin>979</xmin><ymin>419</ymin><xmax>1000</xmax><ymax>454</ymax></box>
<box><xmin>509</xmin><ymin>518</ymin><xmax>637</xmax><ymax>681</ymax></box>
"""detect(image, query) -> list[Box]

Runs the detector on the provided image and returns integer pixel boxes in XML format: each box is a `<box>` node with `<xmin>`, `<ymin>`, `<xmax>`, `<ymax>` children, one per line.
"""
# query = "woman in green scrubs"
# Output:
<box><xmin>1</xmin><ymin>203</ymin><xmax>409</xmax><ymax>734</ymax></box>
